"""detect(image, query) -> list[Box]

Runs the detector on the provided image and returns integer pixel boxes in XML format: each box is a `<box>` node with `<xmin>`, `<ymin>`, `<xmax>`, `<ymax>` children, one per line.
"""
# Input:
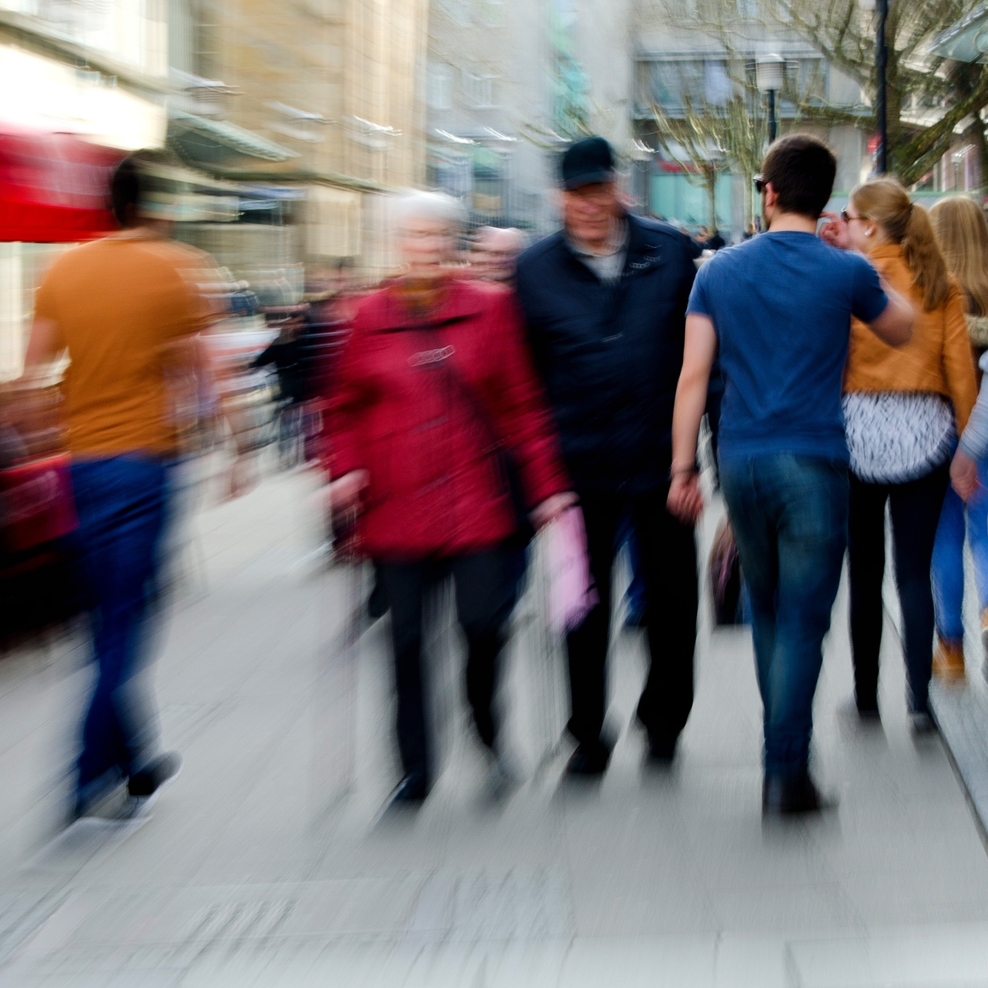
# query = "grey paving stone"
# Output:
<box><xmin>2</xmin><ymin>471</ymin><xmax>988</xmax><ymax>987</ymax></box>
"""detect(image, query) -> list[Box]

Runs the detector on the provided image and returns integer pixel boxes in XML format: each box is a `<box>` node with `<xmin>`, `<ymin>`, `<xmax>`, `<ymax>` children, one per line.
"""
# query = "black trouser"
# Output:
<box><xmin>847</xmin><ymin>463</ymin><xmax>950</xmax><ymax>715</ymax></box>
<box><xmin>566</xmin><ymin>486</ymin><xmax>698</xmax><ymax>753</ymax></box>
<box><xmin>376</xmin><ymin>547</ymin><xmax>514</xmax><ymax>785</ymax></box>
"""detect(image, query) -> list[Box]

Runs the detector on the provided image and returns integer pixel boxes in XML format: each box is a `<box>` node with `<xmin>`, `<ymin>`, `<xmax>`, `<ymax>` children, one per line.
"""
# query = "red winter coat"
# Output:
<box><xmin>323</xmin><ymin>278</ymin><xmax>569</xmax><ymax>559</ymax></box>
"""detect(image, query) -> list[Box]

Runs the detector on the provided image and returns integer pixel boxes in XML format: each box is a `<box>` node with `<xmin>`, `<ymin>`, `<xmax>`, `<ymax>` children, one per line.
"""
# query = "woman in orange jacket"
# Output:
<box><xmin>826</xmin><ymin>178</ymin><xmax>977</xmax><ymax>728</ymax></box>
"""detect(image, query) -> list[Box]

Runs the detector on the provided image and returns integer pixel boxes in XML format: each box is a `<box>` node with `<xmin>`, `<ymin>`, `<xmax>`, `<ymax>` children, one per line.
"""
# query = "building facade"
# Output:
<box><xmin>632</xmin><ymin>2</ymin><xmax>873</xmax><ymax>238</ymax></box>
<box><xmin>167</xmin><ymin>0</ymin><xmax>430</xmax><ymax>284</ymax></box>
<box><xmin>0</xmin><ymin>0</ymin><xmax>171</xmax><ymax>378</ymax></box>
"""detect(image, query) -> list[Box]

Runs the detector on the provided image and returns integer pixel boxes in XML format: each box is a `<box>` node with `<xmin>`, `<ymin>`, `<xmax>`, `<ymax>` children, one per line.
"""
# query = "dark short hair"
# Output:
<box><xmin>761</xmin><ymin>134</ymin><xmax>836</xmax><ymax>220</ymax></box>
<box><xmin>110</xmin><ymin>154</ymin><xmax>141</xmax><ymax>227</ymax></box>
<box><xmin>109</xmin><ymin>149</ymin><xmax>179</xmax><ymax>227</ymax></box>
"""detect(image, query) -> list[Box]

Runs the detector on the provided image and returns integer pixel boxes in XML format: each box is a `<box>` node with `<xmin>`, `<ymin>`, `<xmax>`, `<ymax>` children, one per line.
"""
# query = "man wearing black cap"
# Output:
<box><xmin>515</xmin><ymin>136</ymin><xmax>700</xmax><ymax>776</ymax></box>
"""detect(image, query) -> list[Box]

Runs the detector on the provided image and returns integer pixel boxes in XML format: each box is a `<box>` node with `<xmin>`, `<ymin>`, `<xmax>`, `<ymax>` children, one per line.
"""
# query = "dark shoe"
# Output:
<box><xmin>645</xmin><ymin>735</ymin><xmax>678</xmax><ymax>767</ymax></box>
<box><xmin>565</xmin><ymin>743</ymin><xmax>611</xmax><ymax>778</ymax></box>
<box><xmin>484</xmin><ymin>751</ymin><xmax>521</xmax><ymax>802</ymax></box>
<box><xmin>909</xmin><ymin>710</ymin><xmax>937</xmax><ymax>736</ymax></box>
<box><xmin>367</xmin><ymin>581</ymin><xmax>389</xmax><ymax>620</ymax></box>
<box><xmin>382</xmin><ymin>773</ymin><xmax>428</xmax><ymax>812</ymax></box>
<box><xmin>762</xmin><ymin>771</ymin><xmax>834</xmax><ymax>817</ymax></box>
<box><xmin>856</xmin><ymin>702</ymin><xmax>881</xmax><ymax>723</ymax></box>
<box><xmin>128</xmin><ymin>752</ymin><xmax>182</xmax><ymax>798</ymax></box>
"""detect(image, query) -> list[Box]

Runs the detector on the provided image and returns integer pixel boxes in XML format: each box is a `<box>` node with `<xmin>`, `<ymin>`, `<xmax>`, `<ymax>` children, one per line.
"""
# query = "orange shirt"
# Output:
<box><xmin>845</xmin><ymin>243</ymin><xmax>978</xmax><ymax>432</ymax></box>
<box><xmin>34</xmin><ymin>234</ymin><xmax>218</xmax><ymax>456</ymax></box>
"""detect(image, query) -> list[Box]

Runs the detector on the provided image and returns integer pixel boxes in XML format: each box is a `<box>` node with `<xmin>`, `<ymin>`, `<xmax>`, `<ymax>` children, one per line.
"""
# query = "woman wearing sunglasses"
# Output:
<box><xmin>821</xmin><ymin>178</ymin><xmax>977</xmax><ymax>728</ymax></box>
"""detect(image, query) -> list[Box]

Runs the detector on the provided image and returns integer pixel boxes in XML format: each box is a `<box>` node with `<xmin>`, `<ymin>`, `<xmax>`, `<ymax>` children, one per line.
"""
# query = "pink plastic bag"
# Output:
<box><xmin>544</xmin><ymin>506</ymin><xmax>598</xmax><ymax>634</ymax></box>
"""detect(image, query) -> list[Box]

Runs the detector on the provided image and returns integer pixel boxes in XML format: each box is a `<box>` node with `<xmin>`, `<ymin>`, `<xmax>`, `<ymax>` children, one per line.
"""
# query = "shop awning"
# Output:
<box><xmin>930</xmin><ymin>3</ymin><xmax>988</xmax><ymax>62</ymax></box>
<box><xmin>168</xmin><ymin>112</ymin><xmax>298</xmax><ymax>167</ymax></box>
<box><xmin>0</xmin><ymin>127</ymin><xmax>124</xmax><ymax>243</ymax></box>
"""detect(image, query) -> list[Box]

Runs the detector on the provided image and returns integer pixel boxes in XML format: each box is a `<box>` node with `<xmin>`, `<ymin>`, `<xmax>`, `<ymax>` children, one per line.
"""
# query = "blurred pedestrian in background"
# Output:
<box><xmin>468</xmin><ymin>227</ymin><xmax>532</xmax><ymax>609</ymax></box>
<box><xmin>670</xmin><ymin>135</ymin><xmax>913</xmax><ymax>815</ymax></box>
<box><xmin>515</xmin><ymin>136</ymin><xmax>700</xmax><ymax>776</ymax></box>
<box><xmin>830</xmin><ymin>180</ymin><xmax>976</xmax><ymax>727</ymax></box>
<box><xmin>324</xmin><ymin>191</ymin><xmax>573</xmax><ymax>809</ymax></box>
<box><xmin>251</xmin><ymin>305</ymin><xmax>310</xmax><ymax>469</ymax></box>
<box><xmin>19</xmin><ymin>150</ymin><xmax>243</xmax><ymax>824</ymax></box>
<box><xmin>929</xmin><ymin>196</ymin><xmax>988</xmax><ymax>681</ymax></box>
<box><xmin>471</xmin><ymin>227</ymin><xmax>525</xmax><ymax>284</ymax></box>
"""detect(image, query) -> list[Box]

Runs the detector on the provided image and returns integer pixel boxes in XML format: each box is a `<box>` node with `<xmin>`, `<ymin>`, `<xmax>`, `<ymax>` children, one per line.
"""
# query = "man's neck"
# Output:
<box><xmin>568</xmin><ymin>214</ymin><xmax>624</xmax><ymax>256</ymax></box>
<box><xmin>114</xmin><ymin>222</ymin><xmax>169</xmax><ymax>241</ymax></box>
<box><xmin>767</xmin><ymin>211</ymin><xmax>819</xmax><ymax>235</ymax></box>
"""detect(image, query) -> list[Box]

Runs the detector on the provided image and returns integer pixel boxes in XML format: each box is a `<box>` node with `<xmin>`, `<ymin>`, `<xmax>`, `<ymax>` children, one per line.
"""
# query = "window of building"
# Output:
<box><xmin>438</xmin><ymin>0</ymin><xmax>470</xmax><ymax>26</ymax></box>
<box><xmin>428</xmin><ymin>63</ymin><xmax>453</xmax><ymax>110</ymax></box>
<box><xmin>476</xmin><ymin>0</ymin><xmax>504</xmax><ymax>27</ymax></box>
<box><xmin>646</xmin><ymin>59</ymin><xmax>733</xmax><ymax>112</ymax></box>
<box><xmin>462</xmin><ymin>68</ymin><xmax>495</xmax><ymax>108</ymax></box>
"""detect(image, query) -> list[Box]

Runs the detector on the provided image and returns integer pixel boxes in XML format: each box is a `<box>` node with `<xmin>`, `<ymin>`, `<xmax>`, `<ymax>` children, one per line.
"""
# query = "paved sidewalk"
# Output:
<box><xmin>1</xmin><ymin>462</ymin><xmax>988</xmax><ymax>987</ymax></box>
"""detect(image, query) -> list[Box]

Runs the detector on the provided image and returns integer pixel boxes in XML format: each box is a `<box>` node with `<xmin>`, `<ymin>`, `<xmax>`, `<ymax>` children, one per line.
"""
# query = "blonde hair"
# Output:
<box><xmin>851</xmin><ymin>178</ymin><xmax>950</xmax><ymax>312</ymax></box>
<box><xmin>929</xmin><ymin>196</ymin><xmax>988</xmax><ymax>318</ymax></box>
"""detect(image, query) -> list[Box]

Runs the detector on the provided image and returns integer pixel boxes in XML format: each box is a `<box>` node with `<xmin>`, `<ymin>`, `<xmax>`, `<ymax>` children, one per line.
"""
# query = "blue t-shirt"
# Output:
<box><xmin>687</xmin><ymin>231</ymin><xmax>888</xmax><ymax>463</ymax></box>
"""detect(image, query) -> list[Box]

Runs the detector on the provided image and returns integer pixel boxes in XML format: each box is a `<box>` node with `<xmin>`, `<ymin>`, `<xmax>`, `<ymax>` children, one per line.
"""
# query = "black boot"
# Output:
<box><xmin>762</xmin><ymin>770</ymin><xmax>835</xmax><ymax>817</ymax></box>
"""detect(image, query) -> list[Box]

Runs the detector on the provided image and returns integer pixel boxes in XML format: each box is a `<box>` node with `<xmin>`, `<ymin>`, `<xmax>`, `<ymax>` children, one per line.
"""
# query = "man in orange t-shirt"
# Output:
<box><xmin>23</xmin><ymin>151</ymin><xmax>227</xmax><ymax>822</ymax></box>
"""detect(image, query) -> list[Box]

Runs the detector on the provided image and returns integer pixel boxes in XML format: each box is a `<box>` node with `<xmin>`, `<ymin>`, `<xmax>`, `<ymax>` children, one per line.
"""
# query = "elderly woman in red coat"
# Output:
<box><xmin>325</xmin><ymin>192</ymin><xmax>574</xmax><ymax>809</ymax></box>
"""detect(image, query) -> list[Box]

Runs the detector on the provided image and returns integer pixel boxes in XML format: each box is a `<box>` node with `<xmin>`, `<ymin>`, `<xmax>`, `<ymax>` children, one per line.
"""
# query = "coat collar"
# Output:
<box><xmin>560</xmin><ymin>212</ymin><xmax>666</xmax><ymax>281</ymax></box>
<box><xmin>866</xmin><ymin>242</ymin><xmax>903</xmax><ymax>263</ymax></box>
<box><xmin>377</xmin><ymin>276</ymin><xmax>489</xmax><ymax>332</ymax></box>
<box><xmin>623</xmin><ymin>213</ymin><xmax>666</xmax><ymax>275</ymax></box>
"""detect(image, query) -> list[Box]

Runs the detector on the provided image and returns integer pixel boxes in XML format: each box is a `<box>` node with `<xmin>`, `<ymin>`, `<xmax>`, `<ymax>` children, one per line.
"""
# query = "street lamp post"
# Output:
<box><xmin>755</xmin><ymin>54</ymin><xmax>785</xmax><ymax>144</ymax></box>
<box><xmin>875</xmin><ymin>0</ymin><xmax>889</xmax><ymax>173</ymax></box>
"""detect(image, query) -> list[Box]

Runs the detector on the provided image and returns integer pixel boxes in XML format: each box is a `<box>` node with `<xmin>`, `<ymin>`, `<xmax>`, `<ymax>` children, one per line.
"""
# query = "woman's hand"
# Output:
<box><xmin>819</xmin><ymin>211</ymin><xmax>851</xmax><ymax>250</ymax></box>
<box><xmin>951</xmin><ymin>449</ymin><xmax>979</xmax><ymax>502</ymax></box>
<box><xmin>667</xmin><ymin>470</ymin><xmax>703</xmax><ymax>524</ymax></box>
<box><xmin>530</xmin><ymin>491</ymin><xmax>578</xmax><ymax>530</ymax></box>
<box><xmin>327</xmin><ymin>469</ymin><xmax>370</xmax><ymax>513</ymax></box>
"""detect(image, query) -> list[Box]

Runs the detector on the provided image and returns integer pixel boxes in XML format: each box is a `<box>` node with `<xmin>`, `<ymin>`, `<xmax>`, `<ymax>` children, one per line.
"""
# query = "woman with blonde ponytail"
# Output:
<box><xmin>823</xmin><ymin>177</ymin><xmax>977</xmax><ymax>728</ymax></box>
<box><xmin>930</xmin><ymin>196</ymin><xmax>988</xmax><ymax>681</ymax></box>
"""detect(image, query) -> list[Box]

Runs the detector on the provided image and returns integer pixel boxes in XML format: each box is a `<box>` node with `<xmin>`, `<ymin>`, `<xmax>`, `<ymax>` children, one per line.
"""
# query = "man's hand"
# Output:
<box><xmin>327</xmin><ymin>469</ymin><xmax>370</xmax><ymax>513</ymax></box>
<box><xmin>951</xmin><ymin>449</ymin><xmax>979</xmax><ymax>502</ymax></box>
<box><xmin>667</xmin><ymin>470</ymin><xmax>703</xmax><ymax>524</ymax></box>
<box><xmin>819</xmin><ymin>211</ymin><xmax>850</xmax><ymax>250</ymax></box>
<box><xmin>530</xmin><ymin>491</ymin><xmax>578</xmax><ymax>530</ymax></box>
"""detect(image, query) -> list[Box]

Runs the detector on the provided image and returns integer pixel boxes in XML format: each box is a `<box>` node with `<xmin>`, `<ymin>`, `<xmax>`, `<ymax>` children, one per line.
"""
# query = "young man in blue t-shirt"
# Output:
<box><xmin>667</xmin><ymin>134</ymin><xmax>914</xmax><ymax>816</ymax></box>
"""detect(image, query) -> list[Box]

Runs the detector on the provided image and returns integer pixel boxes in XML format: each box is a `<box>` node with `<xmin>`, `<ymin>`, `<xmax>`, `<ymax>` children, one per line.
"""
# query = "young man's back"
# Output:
<box><xmin>36</xmin><ymin>236</ymin><xmax>213</xmax><ymax>457</ymax></box>
<box><xmin>693</xmin><ymin>231</ymin><xmax>887</xmax><ymax>463</ymax></box>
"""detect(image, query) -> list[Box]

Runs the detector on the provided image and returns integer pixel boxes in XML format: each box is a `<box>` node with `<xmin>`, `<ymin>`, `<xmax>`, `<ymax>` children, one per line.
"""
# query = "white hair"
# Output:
<box><xmin>393</xmin><ymin>190</ymin><xmax>465</xmax><ymax>231</ymax></box>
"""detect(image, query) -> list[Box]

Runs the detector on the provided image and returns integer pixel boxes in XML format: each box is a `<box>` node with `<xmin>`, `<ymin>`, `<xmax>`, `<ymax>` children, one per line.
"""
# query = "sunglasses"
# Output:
<box><xmin>840</xmin><ymin>206</ymin><xmax>867</xmax><ymax>223</ymax></box>
<box><xmin>753</xmin><ymin>175</ymin><xmax>766</xmax><ymax>194</ymax></box>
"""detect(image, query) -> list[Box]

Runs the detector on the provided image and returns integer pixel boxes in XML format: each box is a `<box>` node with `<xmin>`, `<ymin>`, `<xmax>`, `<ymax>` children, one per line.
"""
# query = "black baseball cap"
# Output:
<box><xmin>560</xmin><ymin>136</ymin><xmax>615</xmax><ymax>190</ymax></box>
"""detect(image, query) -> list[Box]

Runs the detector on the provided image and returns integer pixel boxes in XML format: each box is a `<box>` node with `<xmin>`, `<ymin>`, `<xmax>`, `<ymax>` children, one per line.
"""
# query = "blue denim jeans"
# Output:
<box><xmin>70</xmin><ymin>456</ymin><xmax>173</xmax><ymax>804</ymax></box>
<box><xmin>720</xmin><ymin>454</ymin><xmax>848</xmax><ymax>780</ymax></box>
<box><xmin>616</xmin><ymin>511</ymin><xmax>647</xmax><ymax>621</ymax></box>
<box><xmin>932</xmin><ymin>459</ymin><xmax>988</xmax><ymax>641</ymax></box>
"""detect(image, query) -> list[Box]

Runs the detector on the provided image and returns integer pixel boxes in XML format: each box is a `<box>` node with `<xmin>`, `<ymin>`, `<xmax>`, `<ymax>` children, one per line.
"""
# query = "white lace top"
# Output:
<box><xmin>842</xmin><ymin>391</ymin><xmax>956</xmax><ymax>484</ymax></box>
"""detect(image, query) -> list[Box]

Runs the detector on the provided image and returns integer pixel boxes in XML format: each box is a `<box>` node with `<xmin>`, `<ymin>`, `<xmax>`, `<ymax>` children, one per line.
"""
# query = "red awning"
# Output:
<box><xmin>0</xmin><ymin>128</ymin><xmax>124</xmax><ymax>243</ymax></box>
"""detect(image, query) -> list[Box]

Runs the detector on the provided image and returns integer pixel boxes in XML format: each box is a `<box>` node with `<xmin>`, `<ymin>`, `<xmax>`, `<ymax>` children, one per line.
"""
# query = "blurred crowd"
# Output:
<box><xmin>5</xmin><ymin>132</ymin><xmax>988</xmax><ymax>826</ymax></box>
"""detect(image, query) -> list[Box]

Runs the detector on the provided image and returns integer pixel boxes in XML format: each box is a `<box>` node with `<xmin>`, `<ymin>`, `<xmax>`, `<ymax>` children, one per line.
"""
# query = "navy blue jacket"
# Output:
<box><xmin>515</xmin><ymin>214</ymin><xmax>697</xmax><ymax>494</ymax></box>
